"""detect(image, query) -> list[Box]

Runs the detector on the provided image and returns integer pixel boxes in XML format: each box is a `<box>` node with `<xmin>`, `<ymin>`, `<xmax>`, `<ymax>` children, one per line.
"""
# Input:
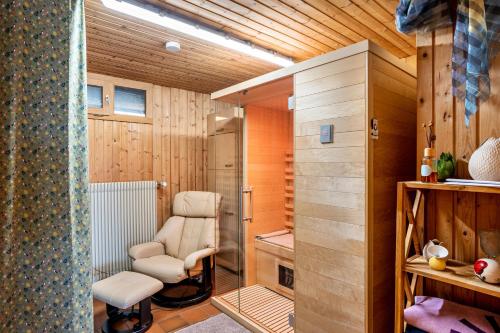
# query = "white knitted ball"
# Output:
<box><xmin>468</xmin><ymin>138</ymin><xmax>500</xmax><ymax>181</ymax></box>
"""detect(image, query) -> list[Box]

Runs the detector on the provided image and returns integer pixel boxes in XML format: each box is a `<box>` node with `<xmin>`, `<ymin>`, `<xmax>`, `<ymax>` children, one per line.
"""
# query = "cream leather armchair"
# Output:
<box><xmin>129</xmin><ymin>191</ymin><xmax>221</xmax><ymax>307</ymax></box>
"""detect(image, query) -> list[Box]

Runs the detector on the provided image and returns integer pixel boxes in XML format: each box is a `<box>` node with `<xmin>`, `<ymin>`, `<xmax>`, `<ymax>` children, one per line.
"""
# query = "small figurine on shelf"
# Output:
<box><xmin>421</xmin><ymin>122</ymin><xmax>437</xmax><ymax>183</ymax></box>
<box><xmin>423</xmin><ymin>239</ymin><xmax>449</xmax><ymax>271</ymax></box>
<box><xmin>474</xmin><ymin>230</ymin><xmax>500</xmax><ymax>284</ymax></box>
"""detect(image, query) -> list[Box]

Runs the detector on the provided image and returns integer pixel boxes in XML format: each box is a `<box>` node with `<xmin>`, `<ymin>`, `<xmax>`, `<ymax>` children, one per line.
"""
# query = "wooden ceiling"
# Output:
<box><xmin>85</xmin><ymin>0</ymin><xmax>415</xmax><ymax>93</ymax></box>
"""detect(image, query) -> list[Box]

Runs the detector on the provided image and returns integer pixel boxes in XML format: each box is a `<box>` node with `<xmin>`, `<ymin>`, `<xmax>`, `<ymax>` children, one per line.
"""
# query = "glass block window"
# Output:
<box><xmin>87</xmin><ymin>85</ymin><xmax>103</xmax><ymax>109</ymax></box>
<box><xmin>114</xmin><ymin>86</ymin><xmax>146</xmax><ymax>117</ymax></box>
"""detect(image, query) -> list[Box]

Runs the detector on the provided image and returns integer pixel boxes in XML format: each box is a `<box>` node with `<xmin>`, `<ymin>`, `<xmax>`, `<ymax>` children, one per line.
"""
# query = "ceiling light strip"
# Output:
<box><xmin>101</xmin><ymin>0</ymin><xmax>294</xmax><ymax>67</ymax></box>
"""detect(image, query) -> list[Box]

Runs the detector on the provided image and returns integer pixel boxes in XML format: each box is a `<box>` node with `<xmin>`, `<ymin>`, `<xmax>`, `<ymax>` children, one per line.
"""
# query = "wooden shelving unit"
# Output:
<box><xmin>395</xmin><ymin>181</ymin><xmax>500</xmax><ymax>333</ymax></box>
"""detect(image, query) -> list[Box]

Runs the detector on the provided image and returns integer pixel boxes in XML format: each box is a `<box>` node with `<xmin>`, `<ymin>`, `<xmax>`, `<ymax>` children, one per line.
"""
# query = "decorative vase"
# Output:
<box><xmin>468</xmin><ymin>137</ymin><xmax>500</xmax><ymax>181</ymax></box>
<box><xmin>474</xmin><ymin>258</ymin><xmax>500</xmax><ymax>284</ymax></box>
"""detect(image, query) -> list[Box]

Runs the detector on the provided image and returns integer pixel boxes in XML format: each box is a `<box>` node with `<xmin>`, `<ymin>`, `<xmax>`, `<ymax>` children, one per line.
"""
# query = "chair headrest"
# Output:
<box><xmin>172</xmin><ymin>191</ymin><xmax>221</xmax><ymax>218</ymax></box>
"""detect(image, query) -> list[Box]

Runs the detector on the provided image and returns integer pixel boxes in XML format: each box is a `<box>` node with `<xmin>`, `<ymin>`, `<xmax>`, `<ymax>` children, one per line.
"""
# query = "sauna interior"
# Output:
<box><xmin>3</xmin><ymin>1</ymin><xmax>500</xmax><ymax>333</ymax></box>
<box><xmin>210</xmin><ymin>77</ymin><xmax>296</xmax><ymax>299</ymax></box>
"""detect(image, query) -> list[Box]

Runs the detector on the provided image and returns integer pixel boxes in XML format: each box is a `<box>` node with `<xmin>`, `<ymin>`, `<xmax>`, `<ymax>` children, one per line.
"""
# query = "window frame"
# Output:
<box><xmin>87</xmin><ymin>73</ymin><xmax>153</xmax><ymax>124</ymax></box>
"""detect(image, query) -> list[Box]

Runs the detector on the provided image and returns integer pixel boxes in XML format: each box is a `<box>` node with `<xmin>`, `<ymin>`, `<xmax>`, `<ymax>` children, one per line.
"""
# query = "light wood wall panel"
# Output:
<box><xmin>88</xmin><ymin>120</ymin><xmax>153</xmax><ymax>182</ymax></box>
<box><xmin>416</xmin><ymin>28</ymin><xmax>500</xmax><ymax>314</ymax></box>
<box><xmin>88</xmin><ymin>73</ymin><xmax>230</xmax><ymax>227</ymax></box>
<box><xmin>294</xmin><ymin>54</ymin><xmax>367</xmax><ymax>333</ymax></box>
<box><xmin>367</xmin><ymin>54</ymin><xmax>417</xmax><ymax>333</ymax></box>
<box><xmin>294</xmin><ymin>52</ymin><xmax>416</xmax><ymax>333</ymax></box>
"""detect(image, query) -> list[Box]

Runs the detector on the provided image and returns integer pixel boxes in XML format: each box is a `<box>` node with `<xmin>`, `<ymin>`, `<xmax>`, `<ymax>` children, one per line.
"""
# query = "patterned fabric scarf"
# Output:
<box><xmin>396</xmin><ymin>0</ymin><xmax>452</xmax><ymax>33</ymax></box>
<box><xmin>452</xmin><ymin>0</ymin><xmax>500</xmax><ymax>126</ymax></box>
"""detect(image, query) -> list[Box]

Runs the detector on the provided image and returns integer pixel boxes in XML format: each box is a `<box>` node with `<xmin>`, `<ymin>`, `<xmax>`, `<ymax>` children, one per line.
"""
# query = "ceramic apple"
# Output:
<box><xmin>474</xmin><ymin>258</ymin><xmax>500</xmax><ymax>284</ymax></box>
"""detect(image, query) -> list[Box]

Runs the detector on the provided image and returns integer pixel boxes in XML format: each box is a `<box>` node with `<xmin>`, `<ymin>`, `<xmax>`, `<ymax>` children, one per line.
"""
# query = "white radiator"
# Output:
<box><xmin>90</xmin><ymin>181</ymin><xmax>157</xmax><ymax>281</ymax></box>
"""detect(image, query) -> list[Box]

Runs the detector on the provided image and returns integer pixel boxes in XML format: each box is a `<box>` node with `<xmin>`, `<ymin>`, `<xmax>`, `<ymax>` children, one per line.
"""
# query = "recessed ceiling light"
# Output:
<box><xmin>101</xmin><ymin>0</ymin><xmax>294</xmax><ymax>67</ymax></box>
<box><xmin>165</xmin><ymin>41</ymin><xmax>181</xmax><ymax>53</ymax></box>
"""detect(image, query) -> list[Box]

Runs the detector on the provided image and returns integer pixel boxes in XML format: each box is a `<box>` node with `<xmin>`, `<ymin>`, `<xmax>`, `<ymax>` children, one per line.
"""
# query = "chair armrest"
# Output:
<box><xmin>184</xmin><ymin>248</ymin><xmax>216</xmax><ymax>270</ymax></box>
<box><xmin>129</xmin><ymin>242</ymin><xmax>165</xmax><ymax>260</ymax></box>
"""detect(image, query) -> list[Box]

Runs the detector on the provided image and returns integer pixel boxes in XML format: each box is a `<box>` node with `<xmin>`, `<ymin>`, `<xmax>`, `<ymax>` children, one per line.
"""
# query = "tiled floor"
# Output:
<box><xmin>93</xmin><ymin>298</ymin><xmax>221</xmax><ymax>333</ymax></box>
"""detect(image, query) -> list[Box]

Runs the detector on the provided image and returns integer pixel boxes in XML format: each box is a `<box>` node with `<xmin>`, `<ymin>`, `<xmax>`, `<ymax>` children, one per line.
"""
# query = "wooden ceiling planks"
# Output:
<box><xmin>85</xmin><ymin>0</ymin><xmax>415</xmax><ymax>93</ymax></box>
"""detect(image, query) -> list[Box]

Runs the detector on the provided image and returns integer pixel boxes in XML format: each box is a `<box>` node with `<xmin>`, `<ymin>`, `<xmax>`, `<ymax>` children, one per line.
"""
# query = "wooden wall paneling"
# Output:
<box><xmin>479</xmin><ymin>55</ymin><xmax>500</xmax><ymax>141</ymax></box>
<box><xmin>369</xmin><ymin>53</ymin><xmax>417</xmax><ymax>333</ymax></box>
<box><xmin>128</xmin><ymin>123</ymin><xmax>139</xmax><ymax>180</ymax></box>
<box><xmin>160</xmin><ymin>87</ymin><xmax>172</xmax><ymax>223</ymax></box>
<box><xmin>170</xmin><ymin>88</ymin><xmax>181</xmax><ymax>201</ymax></box>
<box><xmin>474</xmin><ymin>55</ymin><xmax>500</xmax><ymax>313</ymax></box>
<box><xmin>152</xmin><ymin>85</ymin><xmax>164</xmax><ymax>225</ymax></box>
<box><xmin>94</xmin><ymin>120</ymin><xmax>105</xmax><ymax>182</ymax></box>
<box><xmin>88</xmin><ymin>119</ymin><xmax>96</xmax><ymax>181</ymax></box>
<box><xmin>111</xmin><ymin>121</ymin><xmax>121</xmax><ymax>181</ymax></box>
<box><xmin>416</xmin><ymin>28</ymin><xmax>500</xmax><ymax>313</ymax></box>
<box><xmin>433</xmin><ymin>27</ymin><xmax>455</xmax><ymax>299</ymax></box>
<box><xmin>178</xmin><ymin>89</ymin><xmax>188</xmax><ymax>193</ymax></box>
<box><xmin>118</xmin><ymin>122</ymin><xmax>128</xmax><ymax>181</ymax></box>
<box><xmin>187</xmin><ymin>91</ymin><xmax>196</xmax><ymax>190</ymax></box>
<box><xmin>195</xmin><ymin>92</ymin><xmax>204</xmax><ymax>191</ymax></box>
<box><xmin>415</xmin><ymin>30</ymin><xmax>436</xmax><ymax>299</ymax></box>
<box><xmin>102</xmin><ymin>120</ymin><xmax>113</xmax><ymax>182</ymax></box>
<box><xmin>202</xmin><ymin>95</ymin><xmax>211</xmax><ymax>191</ymax></box>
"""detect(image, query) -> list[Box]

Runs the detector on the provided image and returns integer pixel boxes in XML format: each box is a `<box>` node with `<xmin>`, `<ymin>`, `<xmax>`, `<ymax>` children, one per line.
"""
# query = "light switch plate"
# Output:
<box><xmin>320</xmin><ymin>124</ymin><xmax>334</xmax><ymax>144</ymax></box>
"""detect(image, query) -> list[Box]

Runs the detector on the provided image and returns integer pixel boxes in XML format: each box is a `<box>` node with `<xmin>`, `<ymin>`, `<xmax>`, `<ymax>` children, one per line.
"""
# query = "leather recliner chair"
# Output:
<box><xmin>129</xmin><ymin>191</ymin><xmax>221</xmax><ymax>308</ymax></box>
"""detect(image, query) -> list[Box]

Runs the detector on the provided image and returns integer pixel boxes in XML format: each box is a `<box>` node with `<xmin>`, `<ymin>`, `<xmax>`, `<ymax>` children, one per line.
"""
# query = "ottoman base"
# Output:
<box><xmin>102</xmin><ymin>298</ymin><xmax>153</xmax><ymax>333</ymax></box>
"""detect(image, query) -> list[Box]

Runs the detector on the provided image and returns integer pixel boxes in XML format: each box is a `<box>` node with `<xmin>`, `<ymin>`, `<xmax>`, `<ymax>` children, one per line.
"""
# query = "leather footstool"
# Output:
<box><xmin>93</xmin><ymin>271</ymin><xmax>163</xmax><ymax>333</ymax></box>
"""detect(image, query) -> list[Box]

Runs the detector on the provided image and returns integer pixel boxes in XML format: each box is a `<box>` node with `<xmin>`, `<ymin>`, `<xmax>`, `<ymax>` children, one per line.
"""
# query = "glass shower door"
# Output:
<box><xmin>211</xmin><ymin>101</ymin><xmax>244</xmax><ymax>313</ymax></box>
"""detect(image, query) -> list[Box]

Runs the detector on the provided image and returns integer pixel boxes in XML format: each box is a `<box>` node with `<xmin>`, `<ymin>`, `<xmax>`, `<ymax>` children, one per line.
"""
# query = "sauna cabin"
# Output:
<box><xmin>210</xmin><ymin>41</ymin><xmax>418</xmax><ymax>333</ymax></box>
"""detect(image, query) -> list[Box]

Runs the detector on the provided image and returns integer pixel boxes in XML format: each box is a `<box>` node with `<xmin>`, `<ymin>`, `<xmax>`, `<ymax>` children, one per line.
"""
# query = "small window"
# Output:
<box><xmin>87</xmin><ymin>85</ymin><xmax>103</xmax><ymax>109</ymax></box>
<box><xmin>114</xmin><ymin>86</ymin><xmax>146</xmax><ymax>117</ymax></box>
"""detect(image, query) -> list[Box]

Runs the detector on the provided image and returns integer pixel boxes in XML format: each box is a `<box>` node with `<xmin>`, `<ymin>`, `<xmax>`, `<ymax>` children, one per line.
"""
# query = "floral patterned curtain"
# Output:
<box><xmin>0</xmin><ymin>1</ymin><xmax>92</xmax><ymax>331</ymax></box>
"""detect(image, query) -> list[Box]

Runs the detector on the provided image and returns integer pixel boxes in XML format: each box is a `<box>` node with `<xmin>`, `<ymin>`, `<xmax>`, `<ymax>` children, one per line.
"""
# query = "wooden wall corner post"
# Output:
<box><xmin>395</xmin><ymin>182</ymin><xmax>406</xmax><ymax>333</ymax></box>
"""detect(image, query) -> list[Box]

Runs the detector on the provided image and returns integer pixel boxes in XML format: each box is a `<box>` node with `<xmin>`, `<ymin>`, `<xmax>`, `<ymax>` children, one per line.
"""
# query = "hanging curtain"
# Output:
<box><xmin>395</xmin><ymin>0</ymin><xmax>452</xmax><ymax>33</ymax></box>
<box><xmin>452</xmin><ymin>0</ymin><xmax>500</xmax><ymax>126</ymax></box>
<box><xmin>0</xmin><ymin>1</ymin><xmax>92</xmax><ymax>332</ymax></box>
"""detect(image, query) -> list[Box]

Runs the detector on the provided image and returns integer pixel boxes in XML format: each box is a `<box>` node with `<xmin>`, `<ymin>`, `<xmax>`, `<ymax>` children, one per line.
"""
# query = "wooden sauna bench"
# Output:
<box><xmin>255</xmin><ymin>230</ymin><xmax>294</xmax><ymax>299</ymax></box>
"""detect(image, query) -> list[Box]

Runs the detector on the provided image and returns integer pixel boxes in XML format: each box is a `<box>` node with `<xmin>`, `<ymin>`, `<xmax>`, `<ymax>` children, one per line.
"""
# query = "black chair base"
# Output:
<box><xmin>152</xmin><ymin>256</ymin><xmax>213</xmax><ymax>308</ymax></box>
<box><xmin>101</xmin><ymin>298</ymin><xmax>153</xmax><ymax>333</ymax></box>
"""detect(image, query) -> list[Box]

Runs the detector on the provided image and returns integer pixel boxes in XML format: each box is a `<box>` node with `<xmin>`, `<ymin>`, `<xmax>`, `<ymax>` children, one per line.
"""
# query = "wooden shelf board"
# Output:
<box><xmin>402</xmin><ymin>181</ymin><xmax>500</xmax><ymax>194</ymax></box>
<box><xmin>405</xmin><ymin>256</ymin><xmax>500</xmax><ymax>297</ymax></box>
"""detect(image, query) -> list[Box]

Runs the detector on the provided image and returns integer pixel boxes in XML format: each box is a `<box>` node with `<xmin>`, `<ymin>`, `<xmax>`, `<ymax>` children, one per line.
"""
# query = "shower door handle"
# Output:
<box><xmin>241</xmin><ymin>185</ymin><xmax>253</xmax><ymax>223</ymax></box>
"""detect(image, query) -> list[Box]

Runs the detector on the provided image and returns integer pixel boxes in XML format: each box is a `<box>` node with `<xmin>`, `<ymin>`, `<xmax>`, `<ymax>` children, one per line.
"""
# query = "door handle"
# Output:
<box><xmin>241</xmin><ymin>185</ymin><xmax>253</xmax><ymax>223</ymax></box>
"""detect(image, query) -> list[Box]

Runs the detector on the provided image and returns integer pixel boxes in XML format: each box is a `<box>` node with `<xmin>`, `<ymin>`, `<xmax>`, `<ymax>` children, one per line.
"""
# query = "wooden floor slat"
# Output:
<box><xmin>215</xmin><ymin>285</ymin><xmax>294</xmax><ymax>332</ymax></box>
